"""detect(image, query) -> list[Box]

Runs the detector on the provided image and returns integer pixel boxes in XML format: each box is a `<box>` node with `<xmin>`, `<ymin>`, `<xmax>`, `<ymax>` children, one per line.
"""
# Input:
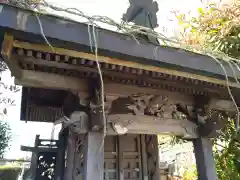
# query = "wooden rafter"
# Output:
<box><xmin>12</xmin><ymin>39</ymin><xmax>240</xmax><ymax>88</ymax></box>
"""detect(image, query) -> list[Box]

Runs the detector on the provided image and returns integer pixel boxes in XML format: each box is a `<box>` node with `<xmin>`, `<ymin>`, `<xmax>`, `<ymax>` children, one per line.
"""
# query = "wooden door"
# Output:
<box><xmin>104</xmin><ymin>134</ymin><xmax>143</xmax><ymax>180</ymax></box>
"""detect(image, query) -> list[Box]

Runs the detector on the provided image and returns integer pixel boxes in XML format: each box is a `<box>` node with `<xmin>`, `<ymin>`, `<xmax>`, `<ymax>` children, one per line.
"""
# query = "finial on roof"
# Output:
<box><xmin>122</xmin><ymin>0</ymin><xmax>159</xmax><ymax>29</ymax></box>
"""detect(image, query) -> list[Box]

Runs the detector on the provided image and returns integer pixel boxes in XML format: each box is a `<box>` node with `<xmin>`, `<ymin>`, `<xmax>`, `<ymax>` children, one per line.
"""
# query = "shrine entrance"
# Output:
<box><xmin>63</xmin><ymin>133</ymin><xmax>160</xmax><ymax>180</ymax></box>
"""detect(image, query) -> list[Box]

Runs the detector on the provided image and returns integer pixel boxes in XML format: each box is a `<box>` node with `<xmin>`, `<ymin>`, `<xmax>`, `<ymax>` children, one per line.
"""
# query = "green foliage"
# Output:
<box><xmin>182</xmin><ymin>165</ymin><xmax>197</xmax><ymax>180</ymax></box>
<box><xmin>0</xmin><ymin>166</ymin><xmax>21</xmax><ymax>180</ymax></box>
<box><xmin>213</xmin><ymin>119</ymin><xmax>240</xmax><ymax>179</ymax></box>
<box><xmin>0</xmin><ymin>121</ymin><xmax>11</xmax><ymax>159</ymax></box>
<box><xmin>176</xmin><ymin>1</ymin><xmax>240</xmax><ymax>59</ymax></box>
<box><xmin>0</xmin><ymin>165</ymin><xmax>29</xmax><ymax>180</ymax></box>
<box><xmin>0</xmin><ymin>54</ymin><xmax>20</xmax><ymax>159</ymax></box>
<box><xmin>175</xmin><ymin>1</ymin><xmax>240</xmax><ymax>179</ymax></box>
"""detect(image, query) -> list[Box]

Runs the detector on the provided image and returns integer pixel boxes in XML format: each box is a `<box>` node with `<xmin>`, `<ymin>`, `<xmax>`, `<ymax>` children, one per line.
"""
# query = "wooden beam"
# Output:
<box><xmin>15</xmin><ymin>70</ymin><xmax>238</xmax><ymax>112</ymax></box>
<box><xmin>15</xmin><ymin>69</ymin><xmax>192</xmax><ymax>103</ymax></box>
<box><xmin>107</xmin><ymin>114</ymin><xmax>198</xmax><ymax>138</ymax></box>
<box><xmin>209</xmin><ymin>99</ymin><xmax>237</xmax><ymax>112</ymax></box>
<box><xmin>193</xmin><ymin>138</ymin><xmax>218</xmax><ymax>180</ymax></box>
<box><xmin>15</xmin><ymin>55</ymin><xmax>222</xmax><ymax>95</ymax></box>
<box><xmin>20</xmin><ymin>145</ymin><xmax>58</xmax><ymax>152</ymax></box>
<box><xmin>12</xmin><ymin>39</ymin><xmax>240</xmax><ymax>88</ymax></box>
<box><xmin>1</xmin><ymin>33</ymin><xmax>22</xmax><ymax>78</ymax></box>
<box><xmin>15</xmin><ymin>70</ymin><xmax>88</xmax><ymax>92</ymax></box>
<box><xmin>69</xmin><ymin>113</ymin><xmax>198</xmax><ymax>138</ymax></box>
<box><xmin>83</xmin><ymin>132</ymin><xmax>104</xmax><ymax>180</ymax></box>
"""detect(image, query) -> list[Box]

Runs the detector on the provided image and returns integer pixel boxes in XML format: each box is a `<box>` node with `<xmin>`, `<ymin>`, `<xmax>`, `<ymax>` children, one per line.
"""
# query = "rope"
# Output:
<box><xmin>35</xmin><ymin>13</ymin><xmax>55</xmax><ymax>53</ymax></box>
<box><xmin>88</xmin><ymin>25</ymin><xmax>107</xmax><ymax>154</ymax></box>
<box><xmin>25</xmin><ymin>0</ymin><xmax>240</xmax><ymax>131</ymax></box>
<box><xmin>206</xmin><ymin>54</ymin><xmax>240</xmax><ymax>131</ymax></box>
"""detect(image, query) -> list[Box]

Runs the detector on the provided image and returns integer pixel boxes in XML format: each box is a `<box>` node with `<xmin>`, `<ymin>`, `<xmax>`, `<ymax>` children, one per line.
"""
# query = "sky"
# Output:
<box><xmin>2</xmin><ymin>0</ymin><xmax>214</xmax><ymax>159</ymax></box>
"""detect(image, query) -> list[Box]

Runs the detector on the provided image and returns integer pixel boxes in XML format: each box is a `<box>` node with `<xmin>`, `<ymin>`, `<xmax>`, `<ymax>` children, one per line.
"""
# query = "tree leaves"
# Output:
<box><xmin>176</xmin><ymin>1</ymin><xmax>240</xmax><ymax>59</ymax></box>
<box><xmin>0</xmin><ymin>120</ymin><xmax>11</xmax><ymax>159</ymax></box>
<box><xmin>173</xmin><ymin>2</ymin><xmax>240</xmax><ymax>177</ymax></box>
<box><xmin>197</xmin><ymin>7</ymin><xmax>205</xmax><ymax>16</ymax></box>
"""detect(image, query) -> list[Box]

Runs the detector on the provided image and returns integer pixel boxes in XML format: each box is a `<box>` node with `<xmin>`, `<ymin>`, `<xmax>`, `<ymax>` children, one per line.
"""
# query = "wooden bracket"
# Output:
<box><xmin>1</xmin><ymin>33</ymin><xmax>22</xmax><ymax>78</ymax></box>
<box><xmin>193</xmin><ymin>95</ymin><xmax>230</xmax><ymax>138</ymax></box>
<box><xmin>87</xmin><ymin>78</ymin><xmax>105</xmax><ymax>132</ymax></box>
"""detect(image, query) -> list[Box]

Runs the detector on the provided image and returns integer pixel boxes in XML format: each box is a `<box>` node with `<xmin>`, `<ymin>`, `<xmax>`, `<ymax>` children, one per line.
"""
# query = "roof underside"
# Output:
<box><xmin>0</xmin><ymin>3</ymin><xmax>239</xmax><ymax>82</ymax></box>
<box><xmin>0</xmin><ymin>3</ymin><xmax>239</xmax><ymax>122</ymax></box>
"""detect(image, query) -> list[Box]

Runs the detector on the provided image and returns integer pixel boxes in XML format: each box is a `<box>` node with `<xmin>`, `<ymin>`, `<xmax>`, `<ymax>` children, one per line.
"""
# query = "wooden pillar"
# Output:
<box><xmin>83</xmin><ymin>132</ymin><xmax>104</xmax><ymax>180</ymax></box>
<box><xmin>140</xmin><ymin>135</ymin><xmax>148</xmax><ymax>180</ymax></box>
<box><xmin>56</xmin><ymin>128</ymin><xmax>68</xmax><ymax>180</ymax></box>
<box><xmin>29</xmin><ymin>135</ymin><xmax>40</xmax><ymax>180</ymax></box>
<box><xmin>64</xmin><ymin>132</ymin><xmax>75</xmax><ymax>180</ymax></box>
<box><xmin>118</xmin><ymin>135</ymin><xmax>124</xmax><ymax>180</ymax></box>
<box><xmin>193</xmin><ymin>138</ymin><xmax>218</xmax><ymax>180</ymax></box>
<box><xmin>146</xmin><ymin>135</ymin><xmax>160</xmax><ymax>180</ymax></box>
<box><xmin>64</xmin><ymin>132</ymin><xmax>86</xmax><ymax>180</ymax></box>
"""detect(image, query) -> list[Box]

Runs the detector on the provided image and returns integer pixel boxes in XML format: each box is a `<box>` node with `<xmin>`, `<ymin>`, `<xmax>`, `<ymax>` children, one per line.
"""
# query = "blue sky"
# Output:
<box><xmin>3</xmin><ymin>0</ymin><xmax>209</xmax><ymax>159</ymax></box>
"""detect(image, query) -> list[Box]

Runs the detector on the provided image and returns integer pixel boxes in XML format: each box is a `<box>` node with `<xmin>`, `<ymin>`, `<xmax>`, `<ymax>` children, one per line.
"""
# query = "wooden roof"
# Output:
<box><xmin>0</xmin><ymin>3</ymin><xmax>239</xmax><ymax>124</ymax></box>
<box><xmin>0</xmin><ymin>3</ymin><xmax>239</xmax><ymax>85</ymax></box>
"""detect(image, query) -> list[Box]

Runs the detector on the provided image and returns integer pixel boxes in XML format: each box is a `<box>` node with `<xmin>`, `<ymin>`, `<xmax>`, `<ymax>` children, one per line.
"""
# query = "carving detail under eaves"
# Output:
<box><xmin>108</xmin><ymin>94</ymin><xmax>187</xmax><ymax>134</ymax></box>
<box><xmin>110</xmin><ymin>94</ymin><xmax>181</xmax><ymax>120</ymax></box>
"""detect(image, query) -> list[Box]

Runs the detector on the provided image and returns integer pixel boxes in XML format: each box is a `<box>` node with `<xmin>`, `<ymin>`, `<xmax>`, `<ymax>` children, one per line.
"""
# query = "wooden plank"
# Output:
<box><xmin>1</xmin><ymin>33</ymin><xmax>22</xmax><ymax>78</ymax></box>
<box><xmin>54</xmin><ymin>112</ymin><xmax>197</xmax><ymax>138</ymax></box>
<box><xmin>15</xmin><ymin>70</ymin><xmax>238</xmax><ymax>112</ymax></box>
<box><xmin>193</xmin><ymin>138</ymin><xmax>218</xmax><ymax>180</ymax></box>
<box><xmin>14</xmin><ymin>55</ymin><xmax>223</xmax><ymax>96</ymax></box>
<box><xmin>66</xmin><ymin>113</ymin><xmax>198</xmax><ymax>138</ymax></box>
<box><xmin>140</xmin><ymin>135</ymin><xmax>148</xmax><ymax>180</ymax></box>
<box><xmin>209</xmin><ymin>99</ymin><xmax>237</xmax><ymax>112</ymax></box>
<box><xmin>12</xmin><ymin>40</ymin><xmax>240</xmax><ymax>88</ymax></box>
<box><xmin>107</xmin><ymin>114</ymin><xmax>198</xmax><ymax>138</ymax></box>
<box><xmin>83</xmin><ymin>132</ymin><xmax>104</xmax><ymax>180</ymax></box>
<box><xmin>15</xmin><ymin>70</ymin><xmax>88</xmax><ymax>92</ymax></box>
<box><xmin>15</xmin><ymin>70</ymin><xmax>193</xmax><ymax>104</ymax></box>
<box><xmin>20</xmin><ymin>145</ymin><xmax>58</xmax><ymax>152</ymax></box>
